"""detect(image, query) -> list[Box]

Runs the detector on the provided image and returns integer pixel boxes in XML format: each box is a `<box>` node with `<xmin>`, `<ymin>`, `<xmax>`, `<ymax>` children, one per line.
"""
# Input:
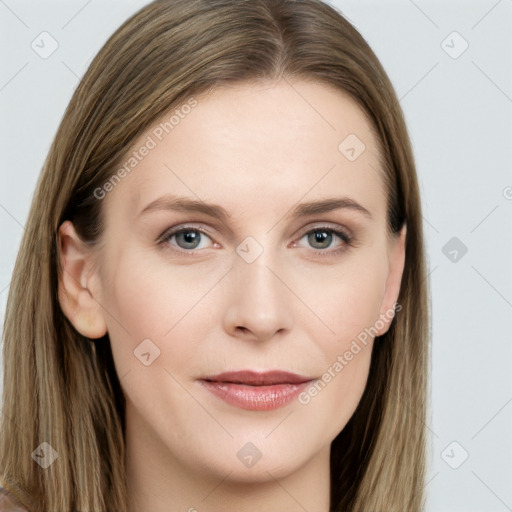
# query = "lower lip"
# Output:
<box><xmin>200</xmin><ymin>381</ymin><xmax>311</xmax><ymax>411</ymax></box>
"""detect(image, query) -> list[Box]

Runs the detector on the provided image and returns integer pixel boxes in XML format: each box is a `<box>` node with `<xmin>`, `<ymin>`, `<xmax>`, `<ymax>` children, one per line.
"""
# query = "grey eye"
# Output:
<box><xmin>307</xmin><ymin>230</ymin><xmax>334</xmax><ymax>249</ymax></box>
<box><xmin>174</xmin><ymin>230</ymin><xmax>203</xmax><ymax>249</ymax></box>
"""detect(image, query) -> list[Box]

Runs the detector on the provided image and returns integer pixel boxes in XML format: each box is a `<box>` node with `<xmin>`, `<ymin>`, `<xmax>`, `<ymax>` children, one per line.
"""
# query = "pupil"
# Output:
<box><xmin>309</xmin><ymin>230</ymin><xmax>332</xmax><ymax>249</ymax></box>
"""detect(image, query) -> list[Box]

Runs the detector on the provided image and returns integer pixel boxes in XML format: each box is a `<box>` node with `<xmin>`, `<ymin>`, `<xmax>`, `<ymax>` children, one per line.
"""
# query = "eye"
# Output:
<box><xmin>307</xmin><ymin>230</ymin><xmax>335</xmax><ymax>250</ymax></box>
<box><xmin>295</xmin><ymin>226</ymin><xmax>353</xmax><ymax>254</ymax></box>
<box><xmin>159</xmin><ymin>227</ymin><xmax>215</xmax><ymax>251</ymax></box>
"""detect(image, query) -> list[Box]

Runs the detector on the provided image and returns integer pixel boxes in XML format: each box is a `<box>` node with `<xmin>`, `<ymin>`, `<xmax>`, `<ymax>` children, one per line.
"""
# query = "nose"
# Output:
<box><xmin>222</xmin><ymin>250</ymin><xmax>293</xmax><ymax>343</ymax></box>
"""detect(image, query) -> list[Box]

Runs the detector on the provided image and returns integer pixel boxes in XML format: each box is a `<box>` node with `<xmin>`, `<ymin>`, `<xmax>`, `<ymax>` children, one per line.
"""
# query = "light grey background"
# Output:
<box><xmin>1</xmin><ymin>1</ymin><xmax>511</xmax><ymax>510</ymax></box>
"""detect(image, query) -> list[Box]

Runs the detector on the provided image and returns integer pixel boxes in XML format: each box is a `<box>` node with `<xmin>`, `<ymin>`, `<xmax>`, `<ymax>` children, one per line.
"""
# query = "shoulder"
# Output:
<box><xmin>0</xmin><ymin>487</ymin><xmax>30</xmax><ymax>512</ymax></box>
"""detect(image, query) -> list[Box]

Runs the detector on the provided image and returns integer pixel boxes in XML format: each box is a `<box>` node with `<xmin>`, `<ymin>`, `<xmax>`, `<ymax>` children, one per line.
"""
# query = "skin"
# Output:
<box><xmin>58</xmin><ymin>79</ymin><xmax>406</xmax><ymax>512</ymax></box>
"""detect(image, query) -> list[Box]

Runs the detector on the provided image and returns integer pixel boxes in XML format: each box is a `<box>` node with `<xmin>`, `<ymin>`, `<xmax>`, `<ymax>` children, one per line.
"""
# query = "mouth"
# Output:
<box><xmin>199</xmin><ymin>370</ymin><xmax>314</xmax><ymax>411</ymax></box>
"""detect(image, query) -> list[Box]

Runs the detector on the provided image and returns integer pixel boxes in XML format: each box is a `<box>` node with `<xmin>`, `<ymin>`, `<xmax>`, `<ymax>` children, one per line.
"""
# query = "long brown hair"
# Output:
<box><xmin>0</xmin><ymin>0</ymin><xmax>430</xmax><ymax>510</ymax></box>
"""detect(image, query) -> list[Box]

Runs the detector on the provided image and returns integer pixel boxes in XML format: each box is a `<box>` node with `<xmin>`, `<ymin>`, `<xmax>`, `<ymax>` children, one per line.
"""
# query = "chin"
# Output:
<box><xmin>188</xmin><ymin>435</ymin><xmax>321</xmax><ymax>485</ymax></box>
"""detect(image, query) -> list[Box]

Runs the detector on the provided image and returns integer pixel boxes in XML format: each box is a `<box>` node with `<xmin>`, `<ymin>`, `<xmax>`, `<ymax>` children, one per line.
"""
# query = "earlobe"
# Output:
<box><xmin>375</xmin><ymin>224</ymin><xmax>407</xmax><ymax>337</ymax></box>
<box><xmin>57</xmin><ymin>221</ymin><xmax>107</xmax><ymax>339</ymax></box>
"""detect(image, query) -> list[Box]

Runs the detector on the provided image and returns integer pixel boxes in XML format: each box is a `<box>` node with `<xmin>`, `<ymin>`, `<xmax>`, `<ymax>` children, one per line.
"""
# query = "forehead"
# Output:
<box><xmin>106</xmin><ymin>79</ymin><xmax>386</xmax><ymax>221</ymax></box>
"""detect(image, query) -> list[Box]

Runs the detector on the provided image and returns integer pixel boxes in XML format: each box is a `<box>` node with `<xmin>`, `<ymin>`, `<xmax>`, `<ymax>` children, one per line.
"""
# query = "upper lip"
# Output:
<box><xmin>201</xmin><ymin>370</ymin><xmax>312</xmax><ymax>386</ymax></box>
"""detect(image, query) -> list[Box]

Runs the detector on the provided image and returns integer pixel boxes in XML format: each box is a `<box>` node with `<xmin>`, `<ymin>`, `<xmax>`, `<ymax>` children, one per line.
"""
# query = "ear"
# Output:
<box><xmin>375</xmin><ymin>224</ymin><xmax>407</xmax><ymax>336</ymax></box>
<box><xmin>57</xmin><ymin>220</ymin><xmax>107</xmax><ymax>339</ymax></box>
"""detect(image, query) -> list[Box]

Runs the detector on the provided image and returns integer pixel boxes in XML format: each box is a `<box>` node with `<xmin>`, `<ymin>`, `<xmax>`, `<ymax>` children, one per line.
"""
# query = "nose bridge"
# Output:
<box><xmin>223</xmin><ymin>239</ymin><xmax>293</xmax><ymax>340</ymax></box>
<box><xmin>237</xmin><ymin>251</ymin><xmax>279</xmax><ymax>304</ymax></box>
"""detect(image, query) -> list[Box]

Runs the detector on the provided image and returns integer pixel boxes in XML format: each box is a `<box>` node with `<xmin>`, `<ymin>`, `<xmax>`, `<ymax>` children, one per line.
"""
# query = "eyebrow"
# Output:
<box><xmin>139</xmin><ymin>194</ymin><xmax>372</xmax><ymax>220</ymax></box>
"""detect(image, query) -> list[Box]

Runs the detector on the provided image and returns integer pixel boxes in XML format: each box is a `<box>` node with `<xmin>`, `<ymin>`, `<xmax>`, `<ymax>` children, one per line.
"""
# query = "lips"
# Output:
<box><xmin>204</xmin><ymin>370</ymin><xmax>311</xmax><ymax>386</ymax></box>
<box><xmin>199</xmin><ymin>370</ymin><xmax>314</xmax><ymax>411</ymax></box>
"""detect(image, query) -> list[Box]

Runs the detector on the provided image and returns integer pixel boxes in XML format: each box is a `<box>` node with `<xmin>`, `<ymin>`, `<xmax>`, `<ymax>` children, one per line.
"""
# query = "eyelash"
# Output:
<box><xmin>157</xmin><ymin>224</ymin><xmax>356</xmax><ymax>258</ymax></box>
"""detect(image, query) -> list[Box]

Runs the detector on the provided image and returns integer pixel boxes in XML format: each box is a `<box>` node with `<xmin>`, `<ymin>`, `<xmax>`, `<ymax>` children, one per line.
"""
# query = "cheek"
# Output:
<box><xmin>298</xmin><ymin>253</ymin><xmax>387</xmax><ymax>345</ymax></box>
<box><xmin>293</xmin><ymin>252</ymin><xmax>386</xmax><ymax>430</ymax></box>
<box><xmin>99</xmin><ymin>248</ymin><xmax>227</xmax><ymax>372</ymax></box>
<box><xmin>297</xmin><ymin>285</ymin><xmax>377</xmax><ymax>442</ymax></box>
<box><xmin>302</xmin><ymin>339</ymin><xmax>374</xmax><ymax>444</ymax></box>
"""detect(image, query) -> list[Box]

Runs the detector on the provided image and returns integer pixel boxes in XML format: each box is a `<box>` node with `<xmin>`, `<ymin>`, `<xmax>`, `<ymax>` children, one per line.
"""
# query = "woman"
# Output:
<box><xmin>0</xmin><ymin>0</ymin><xmax>430</xmax><ymax>510</ymax></box>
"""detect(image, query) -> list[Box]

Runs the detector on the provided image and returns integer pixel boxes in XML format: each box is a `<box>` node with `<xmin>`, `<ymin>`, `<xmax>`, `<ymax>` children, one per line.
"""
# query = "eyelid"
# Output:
<box><xmin>157</xmin><ymin>223</ymin><xmax>213</xmax><ymax>241</ymax></box>
<box><xmin>293</xmin><ymin>222</ymin><xmax>354</xmax><ymax>245</ymax></box>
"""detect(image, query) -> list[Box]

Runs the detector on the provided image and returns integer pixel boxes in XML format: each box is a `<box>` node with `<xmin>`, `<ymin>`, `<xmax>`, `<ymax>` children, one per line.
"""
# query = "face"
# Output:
<box><xmin>61</xmin><ymin>79</ymin><xmax>405</xmax><ymax>487</ymax></box>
